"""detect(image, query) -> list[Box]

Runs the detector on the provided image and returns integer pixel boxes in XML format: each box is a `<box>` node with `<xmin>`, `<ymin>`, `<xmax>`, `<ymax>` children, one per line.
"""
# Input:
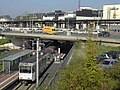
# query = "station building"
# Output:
<box><xmin>42</xmin><ymin>10</ymin><xmax>76</xmax><ymax>28</ymax></box>
<box><xmin>103</xmin><ymin>4</ymin><xmax>120</xmax><ymax>31</ymax></box>
<box><xmin>76</xmin><ymin>7</ymin><xmax>102</xmax><ymax>29</ymax></box>
<box><xmin>103</xmin><ymin>4</ymin><xmax>120</xmax><ymax>19</ymax></box>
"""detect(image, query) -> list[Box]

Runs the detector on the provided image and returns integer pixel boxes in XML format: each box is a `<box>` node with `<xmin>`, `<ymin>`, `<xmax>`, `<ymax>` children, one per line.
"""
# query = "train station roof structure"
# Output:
<box><xmin>2</xmin><ymin>50</ymin><xmax>33</xmax><ymax>74</ymax></box>
<box><xmin>2</xmin><ymin>50</ymin><xmax>33</xmax><ymax>61</ymax></box>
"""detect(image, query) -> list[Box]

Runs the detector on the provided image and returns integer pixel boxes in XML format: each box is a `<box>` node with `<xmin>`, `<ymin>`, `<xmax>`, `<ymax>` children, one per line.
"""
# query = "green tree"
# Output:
<box><xmin>106</xmin><ymin>61</ymin><xmax>120</xmax><ymax>90</ymax></box>
<box><xmin>0</xmin><ymin>38</ymin><xmax>10</xmax><ymax>45</ymax></box>
<box><xmin>57</xmin><ymin>38</ymin><xmax>115</xmax><ymax>90</ymax></box>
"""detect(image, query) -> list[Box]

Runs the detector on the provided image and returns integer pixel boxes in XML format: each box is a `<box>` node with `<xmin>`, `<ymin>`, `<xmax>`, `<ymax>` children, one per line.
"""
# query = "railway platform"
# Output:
<box><xmin>0</xmin><ymin>50</ymin><xmax>33</xmax><ymax>90</ymax></box>
<box><xmin>0</xmin><ymin>71</ymin><xmax>18</xmax><ymax>90</ymax></box>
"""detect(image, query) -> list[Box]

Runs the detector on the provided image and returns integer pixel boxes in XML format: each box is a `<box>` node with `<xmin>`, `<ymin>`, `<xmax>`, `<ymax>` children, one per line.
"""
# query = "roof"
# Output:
<box><xmin>20</xmin><ymin>46</ymin><xmax>56</xmax><ymax>64</ymax></box>
<box><xmin>2</xmin><ymin>50</ymin><xmax>33</xmax><ymax>61</ymax></box>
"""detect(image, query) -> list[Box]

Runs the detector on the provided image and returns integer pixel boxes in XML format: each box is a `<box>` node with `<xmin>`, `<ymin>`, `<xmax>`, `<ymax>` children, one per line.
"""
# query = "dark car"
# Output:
<box><xmin>106</xmin><ymin>50</ymin><xmax>120</xmax><ymax>59</ymax></box>
<box><xmin>98</xmin><ymin>31</ymin><xmax>110</xmax><ymax>37</ymax></box>
<box><xmin>96</xmin><ymin>54</ymin><xmax>109</xmax><ymax>62</ymax></box>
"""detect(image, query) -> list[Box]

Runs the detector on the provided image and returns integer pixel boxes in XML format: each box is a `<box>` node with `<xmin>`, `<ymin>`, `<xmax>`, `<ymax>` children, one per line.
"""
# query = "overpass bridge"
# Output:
<box><xmin>1</xmin><ymin>19</ymin><xmax>120</xmax><ymax>24</ymax></box>
<box><xmin>0</xmin><ymin>32</ymin><xmax>120</xmax><ymax>46</ymax></box>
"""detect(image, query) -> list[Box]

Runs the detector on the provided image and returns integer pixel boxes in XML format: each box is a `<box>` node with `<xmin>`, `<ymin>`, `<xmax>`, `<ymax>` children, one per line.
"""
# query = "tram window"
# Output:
<box><xmin>20</xmin><ymin>66</ymin><xmax>31</xmax><ymax>73</ymax></box>
<box><xmin>32</xmin><ymin>66</ymin><xmax>35</xmax><ymax>73</ymax></box>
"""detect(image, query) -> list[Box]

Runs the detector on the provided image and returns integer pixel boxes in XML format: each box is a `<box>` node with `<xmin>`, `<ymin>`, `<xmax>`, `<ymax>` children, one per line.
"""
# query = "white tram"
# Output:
<box><xmin>19</xmin><ymin>46</ymin><xmax>56</xmax><ymax>82</ymax></box>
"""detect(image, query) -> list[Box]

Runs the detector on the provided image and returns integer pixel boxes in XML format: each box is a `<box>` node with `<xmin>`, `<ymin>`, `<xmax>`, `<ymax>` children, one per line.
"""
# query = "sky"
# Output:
<box><xmin>0</xmin><ymin>0</ymin><xmax>119</xmax><ymax>17</ymax></box>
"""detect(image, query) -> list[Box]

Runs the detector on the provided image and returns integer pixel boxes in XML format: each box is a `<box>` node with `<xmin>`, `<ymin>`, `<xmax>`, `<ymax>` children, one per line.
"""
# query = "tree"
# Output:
<box><xmin>57</xmin><ymin>37</ymin><xmax>115</xmax><ymax>90</ymax></box>
<box><xmin>106</xmin><ymin>61</ymin><xmax>120</xmax><ymax>90</ymax></box>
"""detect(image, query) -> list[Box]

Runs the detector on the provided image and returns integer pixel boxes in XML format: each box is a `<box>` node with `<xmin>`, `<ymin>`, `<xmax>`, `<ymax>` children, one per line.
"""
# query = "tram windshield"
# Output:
<box><xmin>20</xmin><ymin>66</ymin><xmax>31</xmax><ymax>73</ymax></box>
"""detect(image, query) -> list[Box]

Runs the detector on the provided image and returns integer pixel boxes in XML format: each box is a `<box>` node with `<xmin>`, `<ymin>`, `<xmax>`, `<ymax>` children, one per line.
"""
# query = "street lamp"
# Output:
<box><xmin>36</xmin><ymin>38</ymin><xmax>45</xmax><ymax>87</ymax></box>
<box><xmin>66</xmin><ymin>13</ymin><xmax>71</xmax><ymax>35</ymax></box>
<box><xmin>36</xmin><ymin>38</ymin><xmax>39</xmax><ymax>87</ymax></box>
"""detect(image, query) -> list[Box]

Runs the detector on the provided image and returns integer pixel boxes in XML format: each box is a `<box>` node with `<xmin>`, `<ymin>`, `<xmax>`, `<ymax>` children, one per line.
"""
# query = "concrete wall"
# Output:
<box><xmin>11</xmin><ymin>38</ymin><xmax>24</xmax><ymax>49</ymax></box>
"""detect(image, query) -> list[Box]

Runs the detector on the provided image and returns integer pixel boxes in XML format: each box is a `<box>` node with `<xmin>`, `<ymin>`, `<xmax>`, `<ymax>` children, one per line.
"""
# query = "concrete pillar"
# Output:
<box><xmin>83</xmin><ymin>24</ymin><xmax>87</xmax><ymax>29</ymax></box>
<box><xmin>26</xmin><ymin>22</ymin><xmax>29</xmax><ymax>27</ymax></box>
<box><xmin>81</xmin><ymin>22</ymin><xmax>84</xmax><ymax>29</ymax></box>
<box><xmin>22</xmin><ymin>39</ymin><xmax>25</xmax><ymax>50</ymax></box>
<box><xmin>9</xmin><ymin>61</ymin><xmax>10</xmax><ymax>74</ymax></box>
<box><xmin>54</xmin><ymin>23</ymin><xmax>57</xmax><ymax>27</ymax></box>
<box><xmin>62</xmin><ymin>24</ymin><xmax>65</xmax><ymax>28</ymax></box>
<box><xmin>76</xmin><ymin>24</ymin><xmax>79</xmax><ymax>30</ymax></box>
<box><xmin>3</xmin><ymin>61</ymin><xmax>4</xmax><ymax>72</ymax></box>
<box><xmin>58</xmin><ymin>48</ymin><xmax>60</xmax><ymax>54</ymax></box>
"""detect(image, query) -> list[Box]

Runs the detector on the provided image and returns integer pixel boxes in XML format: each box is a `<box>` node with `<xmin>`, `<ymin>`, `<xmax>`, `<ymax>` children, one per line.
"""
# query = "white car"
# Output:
<box><xmin>77</xmin><ymin>30</ymin><xmax>88</xmax><ymax>34</ymax></box>
<box><xmin>99</xmin><ymin>59</ymin><xmax>118</xmax><ymax>69</ymax></box>
<box><xmin>91</xmin><ymin>30</ymin><xmax>100</xmax><ymax>35</ymax></box>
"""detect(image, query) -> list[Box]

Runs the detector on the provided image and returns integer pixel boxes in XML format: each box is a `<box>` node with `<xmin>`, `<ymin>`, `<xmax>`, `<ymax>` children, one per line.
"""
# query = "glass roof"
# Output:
<box><xmin>2</xmin><ymin>50</ymin><xmax>33</xmax><ymax>61</ymax></box>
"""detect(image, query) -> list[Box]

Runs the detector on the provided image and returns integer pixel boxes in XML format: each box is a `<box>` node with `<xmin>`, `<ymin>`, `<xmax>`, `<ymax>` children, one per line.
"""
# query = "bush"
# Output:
<box><xmin>0</xmin><ymin>38</ymin><xmax>11</xmax><ymax>45</ymax></box>
<box><xmin>57</xmin><ymin>38</ymin><xmax>116</xmax><ymax>90</ymax></box>
<box><xmin>105</xmin><ymin>61</ymin><xmax>120</xmax><ymax>90</ymax></box>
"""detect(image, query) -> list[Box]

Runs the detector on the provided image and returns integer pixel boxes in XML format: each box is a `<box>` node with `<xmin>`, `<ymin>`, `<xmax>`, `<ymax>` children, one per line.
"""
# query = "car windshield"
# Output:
<box><xmin>20</xmin><ymin>66</ymin><xmax>31</xmax><ymax>73</ymax></box>
<box><xmin>102</xmin><ymin>61</ymin><xmax>110</xmax><ymax>65</ymax></box>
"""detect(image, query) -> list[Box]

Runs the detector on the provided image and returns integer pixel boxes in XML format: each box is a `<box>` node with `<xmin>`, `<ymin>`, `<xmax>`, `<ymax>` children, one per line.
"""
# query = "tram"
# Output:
<box><xmin>19</xmin><ymin>46</ymin><xmax>56</xmax><ymax>83</ymax></box>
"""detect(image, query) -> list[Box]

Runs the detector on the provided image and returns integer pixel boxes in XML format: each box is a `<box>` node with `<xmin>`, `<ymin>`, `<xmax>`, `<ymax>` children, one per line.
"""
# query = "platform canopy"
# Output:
<box><xmin>2</xmin><ymin>50</ymin><xmax>34</xmax><ymax>74</ymax></box>
<box><xmin>2</xmin><ymin>50</ymin><xmax>33</xmax><ymax>61</ymax></box>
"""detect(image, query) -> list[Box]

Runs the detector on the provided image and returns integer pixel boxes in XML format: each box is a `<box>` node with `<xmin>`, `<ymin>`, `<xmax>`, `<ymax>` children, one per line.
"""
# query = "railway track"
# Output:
<box><xmin>13</xmin><ymin>82</ymin><xmax>35</xmax><ymax>90</ymax></box>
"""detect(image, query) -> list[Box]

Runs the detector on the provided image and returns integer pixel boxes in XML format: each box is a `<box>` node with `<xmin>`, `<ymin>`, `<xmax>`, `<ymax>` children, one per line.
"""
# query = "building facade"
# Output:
<box><xmin>103</xmin><ymin>4</ymin><xmax>120</xmax><ymax>19</ymax></box>
<box><xmin>76</xmin><ymin>7</ymin><xmax>101</xmax><ymax>29</ymax></box>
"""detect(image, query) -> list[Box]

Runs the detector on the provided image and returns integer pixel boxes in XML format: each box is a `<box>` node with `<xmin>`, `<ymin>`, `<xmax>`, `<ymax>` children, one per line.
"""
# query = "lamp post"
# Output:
<box><xmin>36</xmin><ymin>38</ymin><xmax>45</xmax><ymax>88</ymax></box>
<box><xmin>36</xmin><ymin>38</ymin><xmax>39</xmax><ymax>87</ymax></box>
<box><xmin>66</xmin><ymin>13</ymin><xmax>70</xmax><ymax>35</ymax></box>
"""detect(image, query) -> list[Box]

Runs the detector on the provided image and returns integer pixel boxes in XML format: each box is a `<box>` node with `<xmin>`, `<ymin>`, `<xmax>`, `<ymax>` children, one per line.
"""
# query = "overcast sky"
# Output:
<box><xmin>0</xmin><ymin>0</ymin><xmax>119</xmax><ymax>17</ymax></box>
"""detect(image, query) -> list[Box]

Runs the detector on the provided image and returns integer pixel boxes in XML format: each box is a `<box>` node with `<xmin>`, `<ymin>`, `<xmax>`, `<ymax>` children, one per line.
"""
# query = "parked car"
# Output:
<box><xmin>106</xmin><ymin>50</ymin><xmax>120</xmax><ymax>59</ymax></box>
<box><xmin>99</xmin><ymin>59</ymin><xmax>118</xmax><ymax>69</ymax></box>
<box><xmin>96</xmin><ymin>53</ymin><xmax>110</xmax><ymax>62</ymax></box>
<box><xmin>91</xmin><ymin>30</ymin><xmax>100</xmax><ymax>35</ymax></box>
<box><xmin>98</xmin><ymin>31</ymin><xmax>110</xmax><ymax>37</ymax></box>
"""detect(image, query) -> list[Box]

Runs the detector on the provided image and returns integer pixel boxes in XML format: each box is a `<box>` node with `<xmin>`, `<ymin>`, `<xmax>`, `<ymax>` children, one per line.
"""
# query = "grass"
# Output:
<box><xmin>0</xmin><ymin>38</ymin><xmax>11</xmax><ymax>45</ymax></box>
<box><xmin>0</xmin><ymin>61</ymin><xmax>2</xmax><ymax>71</ymax></box>
<box><xmin>98</xmin><ymin>45</ymin><xmax>120</xmax><ymax>54</ymax></box>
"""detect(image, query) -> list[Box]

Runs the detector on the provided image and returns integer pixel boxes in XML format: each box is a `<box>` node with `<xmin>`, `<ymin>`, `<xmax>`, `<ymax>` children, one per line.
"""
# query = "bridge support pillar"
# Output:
<box><xmin>76</xmin><ymin>24</ymin><xmax>79</xmax><ymax>30</ymax></box>
<box><xmin>61</xmin><ymin>24</ymin><xmax>65</xmax><ymax>28</ymax></box>
<box><xmin>22</xmin><ymin>39</ymin><xmax>25</xmax><ymax>50</ymax></box>
<box><xmin>11</xmin><ymin>37</ymin><xmax>23</xmax><ymax>49</ymax></box>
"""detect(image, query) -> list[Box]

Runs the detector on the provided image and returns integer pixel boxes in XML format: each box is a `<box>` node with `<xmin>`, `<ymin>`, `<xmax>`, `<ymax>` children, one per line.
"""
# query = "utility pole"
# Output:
<box><xmin>68</xmin><ymin>14</ymin><xmax>69</xmax><ymax>29</ymax></box>
<box><xmin>78</xmin><ymin>0</ymin><xmax>80</xmax><ymax>11</ymax></box>
<box><xmin>36</xmin><ymin>38</ymin><xmax>39</xmax><ymax>87</ymax></box>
